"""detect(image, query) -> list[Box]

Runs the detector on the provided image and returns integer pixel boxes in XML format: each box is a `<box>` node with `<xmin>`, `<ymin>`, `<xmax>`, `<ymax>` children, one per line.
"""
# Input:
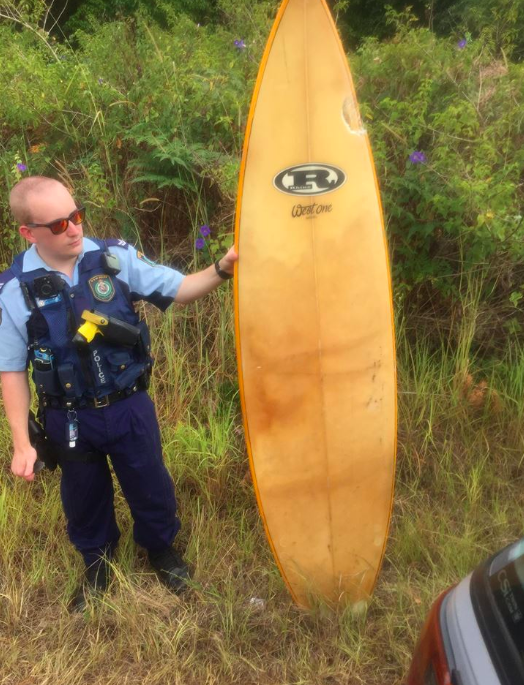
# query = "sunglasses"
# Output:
<box><xmin>26</xmin><ymin>206</ymin><xmax>86</xmax><ymax>235</ymax></box>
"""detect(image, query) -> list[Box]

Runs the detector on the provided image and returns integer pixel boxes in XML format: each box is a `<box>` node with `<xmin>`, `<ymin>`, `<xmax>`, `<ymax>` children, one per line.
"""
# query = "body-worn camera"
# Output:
<box><xmin>102</xmin><ymin>252</ymin><xmax>121</xmax><ymax>276</ymax></box>
<box><xmin>33</xmin><ymin>274</ymin><xmax>66</xmax><ymax>299</ymax></box>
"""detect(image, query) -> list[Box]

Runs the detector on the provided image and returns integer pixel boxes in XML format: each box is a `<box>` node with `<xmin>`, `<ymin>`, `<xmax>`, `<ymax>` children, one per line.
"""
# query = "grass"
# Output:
<box><xmin>1</xmin><ymin>287</ymin><xmax>524</xmax><ymax>685</ymax></box>
<box><xmin>1</xmin><ymin>6</ymin><xmax>523</xmax><ymax>682</ymax></box>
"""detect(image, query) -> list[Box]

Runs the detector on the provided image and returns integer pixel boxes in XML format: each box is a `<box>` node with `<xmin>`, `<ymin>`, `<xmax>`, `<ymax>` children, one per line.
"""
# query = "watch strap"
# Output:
<box><xmin>214</xmin><ymin>260</ymin><xmax>233</xmax><ymax>280</ymax></box>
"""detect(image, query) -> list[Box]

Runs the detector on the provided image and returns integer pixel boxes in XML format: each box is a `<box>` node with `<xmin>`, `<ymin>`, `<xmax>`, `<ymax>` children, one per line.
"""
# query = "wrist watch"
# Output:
<box><xmin>214</xmin><ymin>260</ymin><xmax>233</xmax><ymax>280</ymax></box>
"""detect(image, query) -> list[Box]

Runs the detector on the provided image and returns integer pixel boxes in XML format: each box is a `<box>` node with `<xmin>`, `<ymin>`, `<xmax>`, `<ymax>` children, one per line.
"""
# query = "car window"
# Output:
<box><xmin>487</xmin><ymin>539</ymin><xmax>524</xmax><ymax>660</ymax></box>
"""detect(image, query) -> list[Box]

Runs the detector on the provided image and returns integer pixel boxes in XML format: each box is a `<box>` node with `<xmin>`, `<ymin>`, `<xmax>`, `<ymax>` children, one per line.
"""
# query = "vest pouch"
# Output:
<box><xmin>107</xmin><ymin>350</ymin><xmax>133</xmax><ymax>372</ymax></box>
<box><xmin>106</xmin><ymin>351</ymin><xmax>144</xmax><ymax>390</ymax></box>
<box><xmin>57</xmin><ymin>363</ymin><xmax>79</xmax><ymax>399</ymax></box>
<box><xmin>33</xmin><ymin>367</ymin><xmax>62</xmax><ymax>396</ymax></box>
<box><xmin>115</xmin><ymin>363</ymin><xmax>145</xmax><ymax>390</ymax></box>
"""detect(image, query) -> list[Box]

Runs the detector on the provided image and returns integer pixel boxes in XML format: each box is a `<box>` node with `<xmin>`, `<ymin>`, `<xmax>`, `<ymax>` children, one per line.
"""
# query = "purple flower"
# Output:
<box><xmin>195</xmin><ymin>238</ymin><xmax>206</xmax><ymax>250</ymax></box>
<box><xmin>234</xmin><ymin>39</ymin><xmax>246</xmax><ymax>50</ymax></box>
<box><xmin>199</xmin><ymin>225</ymin><xmax>211</xmax><ymax>237</ymax></box>
<box><xmin>457</xmin><ymin>39</ymin><xmax>467</xmax><ymax>49</ymax></box>
<box><xmin>98</xmin><ymin>77</ymin><xmax>104</xmax><ymax>85</ymax></box>
<box><xmin>409</xmin><ymin>151</ymin><xmax>427</xmax><ymax>165</ymax></box>
<box><xmin>17</xmin><ymin>163</ymin><xmax>27</xmax><ymax>172</ymax></box>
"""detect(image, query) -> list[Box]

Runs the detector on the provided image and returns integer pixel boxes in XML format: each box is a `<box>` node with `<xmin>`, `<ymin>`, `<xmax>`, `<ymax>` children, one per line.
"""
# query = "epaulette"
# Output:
<box><xmin>0</xmin><ymin>267</ymin><xmax>17</xmax><ymax>294</ymax></box>
<box><xmin>104</xmin><ymin>238</ymin><xmax>129</xmax><ymax>249</ymax></box>
<box><xmin>0</xmin><ymin>251</ymin><xmax>27</xmax><ymax>291</ymax></box>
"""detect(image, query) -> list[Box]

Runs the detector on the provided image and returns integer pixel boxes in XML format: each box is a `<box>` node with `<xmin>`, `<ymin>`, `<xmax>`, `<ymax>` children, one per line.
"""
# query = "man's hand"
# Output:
<box><xmin>1</xmin><ymin>371</ymin><xmax>36</xmax><ymax>481</ymax></box>
<box><xmin>216</xmin><ymin>247</ymin><xmax>238</xmax><ymax>277</ymax></box>
<box><xmin>11</xmin><ymin>445</ymin><xmax>38</xmax><ymax>482</ymax></box>
<box><xmin>174</xmin><ymin>247</ymin><xmax>239</xmax><ymax>304</ymax></box>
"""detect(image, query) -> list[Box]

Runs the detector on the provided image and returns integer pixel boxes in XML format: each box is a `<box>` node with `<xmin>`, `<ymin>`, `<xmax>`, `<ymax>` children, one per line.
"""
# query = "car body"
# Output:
<box><xmin>407</xmin><ymin>538</ymin><xmax>524</xmax><ymax>685</ymax></box>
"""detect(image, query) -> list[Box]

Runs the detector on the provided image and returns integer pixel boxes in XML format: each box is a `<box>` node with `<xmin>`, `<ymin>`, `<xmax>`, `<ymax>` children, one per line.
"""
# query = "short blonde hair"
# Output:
<box><xmin>10</xmin><ymin>176</ymin><xmax>66</xmax><ymax>225</ymax></box>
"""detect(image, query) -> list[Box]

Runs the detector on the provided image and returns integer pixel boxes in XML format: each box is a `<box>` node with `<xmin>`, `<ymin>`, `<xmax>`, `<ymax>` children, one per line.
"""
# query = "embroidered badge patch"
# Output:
<box><xmin>137</xmin><ymin>251</ymin><xmax>158</xmax><ymax>267</ymax></box>
<box><xmin>89</xmin><ymin>274</ymin><xmax>115</xmax><ymax>302</ymax></box>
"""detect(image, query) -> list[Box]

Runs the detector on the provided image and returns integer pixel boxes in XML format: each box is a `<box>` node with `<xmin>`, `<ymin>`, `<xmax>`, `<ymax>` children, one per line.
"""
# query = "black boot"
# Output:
<box><xmin>148</xmin><ymin>547</ymin><xmax>191</xmax><ymax>594</ymax></box>
<box><xmin>70</xmin><ymin>557</ymin><xmax>111</xmax><ymax>612</ymax></box>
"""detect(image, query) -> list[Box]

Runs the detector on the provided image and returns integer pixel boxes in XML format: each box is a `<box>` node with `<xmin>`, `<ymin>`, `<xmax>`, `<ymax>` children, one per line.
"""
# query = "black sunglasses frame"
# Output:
<box><xmin>26</xmin><ymin>206</ymin><xmax>86</xmax><ymax>235</ymax></box>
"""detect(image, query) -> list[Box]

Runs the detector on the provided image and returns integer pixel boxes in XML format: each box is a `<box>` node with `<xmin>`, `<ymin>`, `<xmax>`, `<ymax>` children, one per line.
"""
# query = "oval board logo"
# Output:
<box><xmin>273</xmin><ymin>163</ymin><xmax>346</xmax><ymax>196</ymax></box>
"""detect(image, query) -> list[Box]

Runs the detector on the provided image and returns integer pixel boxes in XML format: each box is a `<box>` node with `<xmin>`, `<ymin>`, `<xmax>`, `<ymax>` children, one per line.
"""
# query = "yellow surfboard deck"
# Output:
<box><xmin>234</xmin><ymin>0</ymin><xmax>397</xmax><ymax>608</ymax></box>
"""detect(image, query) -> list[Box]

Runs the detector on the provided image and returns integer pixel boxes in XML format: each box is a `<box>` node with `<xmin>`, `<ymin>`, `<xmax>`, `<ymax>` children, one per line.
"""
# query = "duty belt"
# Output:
<box><xmin>41</xmin><ymin>378</ymin><xmax>146</xmax><ymax>410</ymax></box>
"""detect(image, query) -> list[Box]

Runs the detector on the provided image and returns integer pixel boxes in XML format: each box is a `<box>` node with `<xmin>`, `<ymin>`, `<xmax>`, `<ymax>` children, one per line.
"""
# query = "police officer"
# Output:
<box><xmin>0</xmin><ymin>176</ymin><xmax>238</xmax><ymax>610</ymax></box>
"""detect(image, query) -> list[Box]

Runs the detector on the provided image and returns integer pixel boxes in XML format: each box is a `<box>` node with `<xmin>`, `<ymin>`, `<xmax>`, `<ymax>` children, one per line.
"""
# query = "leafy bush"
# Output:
<box><xmin>353</xmin><ymin>13</ymin><xmax>524</xmax><ymax>347</ymax></box>
<box><xmin>1</xmin><ymin>2</ymin><xmax>523</xmax><ymax>351</ymax></box>
<box><xmin>0</xmin><ymin>5</ymin><xmax>264</xmax><ymax>262</ymax></box>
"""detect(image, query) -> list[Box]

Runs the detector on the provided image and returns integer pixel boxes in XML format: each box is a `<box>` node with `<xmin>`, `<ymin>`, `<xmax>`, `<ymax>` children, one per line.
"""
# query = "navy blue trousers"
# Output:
<box><xmin>44</xmin><ymin>392</ymin><xmax>180</xmax><ymax>566</ymax></box>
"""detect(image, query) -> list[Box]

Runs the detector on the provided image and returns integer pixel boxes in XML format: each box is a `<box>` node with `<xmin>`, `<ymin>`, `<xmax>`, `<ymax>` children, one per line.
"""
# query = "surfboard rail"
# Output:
<box><xmin>234</xmin><ymin>0</ymin><xmax>397</xmax><ymax>608</ymax></box>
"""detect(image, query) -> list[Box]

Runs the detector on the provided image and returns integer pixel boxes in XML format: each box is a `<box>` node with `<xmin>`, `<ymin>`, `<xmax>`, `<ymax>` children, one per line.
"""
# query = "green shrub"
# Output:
<box><xmin>0</xmin><ymin>7</ymin><xmax>263</xmax><ymax>258</ymax></box>
<box><xmin>353</xmin><ymin>17</ymin><xmax>524</xmax><ymax>347</ymax></box>
<box><xmin>1</xmin><ymin>3</ymin><xmax>523</xmax><ymax>352</ymax></box>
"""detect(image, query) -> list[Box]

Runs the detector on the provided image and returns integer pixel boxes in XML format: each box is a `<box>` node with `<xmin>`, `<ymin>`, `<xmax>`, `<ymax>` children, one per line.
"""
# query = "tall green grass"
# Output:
<box><xmin>1</xmin><ymin>283</ymin><xmax>524</xmax><ymax>683</ymax></box>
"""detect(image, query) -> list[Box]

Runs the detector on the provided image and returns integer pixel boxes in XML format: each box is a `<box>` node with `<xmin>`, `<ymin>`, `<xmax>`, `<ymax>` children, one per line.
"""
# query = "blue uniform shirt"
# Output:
<box><xmin>0</xmin><ymin>238</ymin><xmax>185</xmax><ymax>372</ymax></box>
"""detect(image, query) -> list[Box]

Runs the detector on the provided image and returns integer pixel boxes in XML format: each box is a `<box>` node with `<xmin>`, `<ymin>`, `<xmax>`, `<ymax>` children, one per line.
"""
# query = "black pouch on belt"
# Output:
<box><xmin>57</xmin><ymin>363</ymin><xmax>79</xmax><ymax>400</ymax></box>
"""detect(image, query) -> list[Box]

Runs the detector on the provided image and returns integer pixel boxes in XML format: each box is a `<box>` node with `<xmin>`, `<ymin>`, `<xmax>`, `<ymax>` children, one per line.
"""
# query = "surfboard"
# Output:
<box><xmin>234</xmin><ymin>0</ymin><xmax>397</xmax><ymax>608</ymax></box>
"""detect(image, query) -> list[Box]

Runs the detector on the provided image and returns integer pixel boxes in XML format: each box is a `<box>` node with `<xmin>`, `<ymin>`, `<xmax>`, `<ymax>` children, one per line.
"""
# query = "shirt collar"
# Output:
<box><xmin>22</xmin><ymin>237</ymin><xmax>99</xmax><ymax>274</ymax></box>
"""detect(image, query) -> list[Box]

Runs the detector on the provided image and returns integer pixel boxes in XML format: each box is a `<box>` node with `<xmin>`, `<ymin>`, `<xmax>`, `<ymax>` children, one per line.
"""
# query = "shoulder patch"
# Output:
<box><xmin>137</xmin><ymin>251</ymin><xmax>158</xmax><ymax>267</ymax></box>
<box><xmin>106</xmin><ymin>238</ymin><xmax>129</xmax><ymax>249</ymax></box>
